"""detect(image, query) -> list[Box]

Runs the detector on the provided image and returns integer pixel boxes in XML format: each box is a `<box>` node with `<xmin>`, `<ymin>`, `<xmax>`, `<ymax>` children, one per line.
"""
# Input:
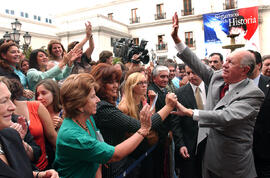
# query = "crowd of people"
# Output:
<box><xmin>0</xmin><ymin>13</ymin><xmax>269</xmax><ymax>178</ymax></box>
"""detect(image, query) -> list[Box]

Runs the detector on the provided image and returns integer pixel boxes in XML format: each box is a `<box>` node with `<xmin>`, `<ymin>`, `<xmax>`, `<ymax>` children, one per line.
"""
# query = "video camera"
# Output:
<box><xmin>113</xmin><ymin>38</ymin><xmax>150</xmax><ymax>64</ymax></box>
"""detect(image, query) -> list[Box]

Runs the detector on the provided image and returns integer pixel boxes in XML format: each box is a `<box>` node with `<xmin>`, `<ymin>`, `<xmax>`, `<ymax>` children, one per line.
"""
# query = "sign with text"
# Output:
<box><xmin>203</xmin><ymin>6</ymin><xmax>259</xmax><ymax>56</ymax></box>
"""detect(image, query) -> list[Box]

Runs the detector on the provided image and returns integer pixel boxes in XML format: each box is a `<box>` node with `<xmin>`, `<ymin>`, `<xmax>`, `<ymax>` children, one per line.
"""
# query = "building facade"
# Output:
<box><xmin>1</xmin><ymin>0</ymin><xmax>270</xmax><ymax>63</ymax></box>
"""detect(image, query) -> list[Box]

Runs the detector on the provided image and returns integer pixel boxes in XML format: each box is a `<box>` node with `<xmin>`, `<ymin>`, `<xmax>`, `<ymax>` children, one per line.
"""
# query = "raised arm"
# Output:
<box><xmin>108</xmin><ymin>104</ymin><xmax>152</xmax><ymax>162</ymax></box>
<box><xmin>171</xmin><ymin>12</ymin><xmax>213</xmax><ymax>85</ymax></box>
<box><xmin>84</xmin><ymin>21</ymin><xmax>94</xmax><ymax>59</ymax></box>
<box><xmin>72</xmin><ymin>21</ymin><xmax>94</xmax><ymax>60</ymax></box>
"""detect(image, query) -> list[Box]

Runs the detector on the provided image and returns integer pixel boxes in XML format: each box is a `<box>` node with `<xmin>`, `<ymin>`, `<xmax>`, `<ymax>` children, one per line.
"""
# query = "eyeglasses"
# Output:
<box><xmin>137</xmin><ymin>81</ymin><xmax>148</xmax><ymax>86</ymax></box>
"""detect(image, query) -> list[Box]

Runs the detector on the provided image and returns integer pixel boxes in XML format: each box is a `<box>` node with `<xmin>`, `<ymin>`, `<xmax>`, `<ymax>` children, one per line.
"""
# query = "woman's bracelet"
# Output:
<box><xmin>137</xmin><ymin>130</ymin><xmax>149</xmax><ymax>137</ymax></box>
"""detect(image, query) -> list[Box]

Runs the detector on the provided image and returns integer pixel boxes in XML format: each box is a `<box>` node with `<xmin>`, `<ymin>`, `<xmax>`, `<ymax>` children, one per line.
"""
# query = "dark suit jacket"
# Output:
<box><xmin>147</xmin><ymin>82</ymin><xmax>170</xmax><ymax>139</ymax></box>
<box><xmin>253</xmin><ymin>74</ymin><xmax>270</xmax><ymax>160</ymax></box>
<box><xmin>174</xmin><ymin>83</ymin><xmax>199</xmax><ymax>155</ymax></box>
<box><xmin>0</xmin><ymin>128</ymin><xmax>33</xmax><ymax>178</ymax></box>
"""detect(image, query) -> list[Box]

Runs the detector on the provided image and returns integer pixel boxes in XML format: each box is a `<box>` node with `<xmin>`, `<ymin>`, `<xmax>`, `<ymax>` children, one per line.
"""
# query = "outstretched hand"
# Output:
<box><xmin>38</xmin><ymin>169</ymin><xmax>59</xmax><ymax>178</ymax></box>
<box><xmin>85</xmin><ymin>21</ymin><xmax>92</xmax><ymax>39</ymax></box>
<box><xmin>63</xmin><ymin>48</ymin><xmax>83</xmax><ymax>66</ymax></box>
<box><xmin>171</xmin><ymin>102</ymin><xmax>193</xmax><ymax>117</ymax></box>
<box><xmin>165</xmin><ymin>92</ymin><xmax>178</xmax><ymax>109</ymax></box>
<box><xmin>171</xmin><ymin>12</ymin><xmax>181</xmax><ymax>44</ymax></box>
<box><xmin>139</xmin><ymin>104</ymin><xmax>152</xmax><ymax>134</ymax></box>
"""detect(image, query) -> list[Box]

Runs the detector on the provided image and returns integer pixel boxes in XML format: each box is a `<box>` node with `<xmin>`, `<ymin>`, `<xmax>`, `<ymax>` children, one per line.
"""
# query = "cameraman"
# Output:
<box><xmin>126</xmin><ymin>53</ymin><xmax>142</xmax><ymax>70</ymax></box>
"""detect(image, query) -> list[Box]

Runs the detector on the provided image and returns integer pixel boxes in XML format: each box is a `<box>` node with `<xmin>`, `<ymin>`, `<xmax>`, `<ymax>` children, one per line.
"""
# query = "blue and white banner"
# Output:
<box><xmin>203</xmin><ymin>6</ymin><xmax>259</xmax><ymax>56</ymax></box>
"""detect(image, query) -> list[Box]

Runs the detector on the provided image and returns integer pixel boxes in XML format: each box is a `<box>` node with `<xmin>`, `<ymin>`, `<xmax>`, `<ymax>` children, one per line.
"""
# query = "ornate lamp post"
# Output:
<box><xmin>3</xmin><ymin>18</ymin><xmax>31</xmax><ymax>53</ymax></box>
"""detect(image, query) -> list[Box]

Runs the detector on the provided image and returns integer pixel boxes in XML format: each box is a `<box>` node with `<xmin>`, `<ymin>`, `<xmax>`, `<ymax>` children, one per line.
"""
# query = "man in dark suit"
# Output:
<box><xmin>249</xmin><ymin>50</ymin><xmax>270</xmax><ymax>178</ymax></box>
<box><xmin>147</xmin><ymin>65</ymin><xmax>176</xmax><ymax>178</ymax></box>
<box><xmin>173</xmin><ymin>65</ymin><xmax>207</xmax><ymax>178</ymax></box>
<box><xmin>171</xmin><ymin>12</ymin><xmax>265</xmax><ymax>178</ymax></box>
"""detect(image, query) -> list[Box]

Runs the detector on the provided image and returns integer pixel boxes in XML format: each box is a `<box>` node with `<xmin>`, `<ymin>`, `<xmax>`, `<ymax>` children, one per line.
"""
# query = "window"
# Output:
<box><xmin>108</xmin><ymin>13</ymin><xmax>113</xmax><ymax>20</ymax></box>
<box><xmin>49</xmin><ymin>19</ymin><xmax>52</xmax><ymax>23</ymax></box>
<box><xmin>21</xmin><ymin>12</ymin><xmax>24</xmax><ymax>17</ymax></box>
<box><xmin>133</xmin><ymin>38</ymin><xmax>139</xmax><ymax>45</ymax></box>
<box><xmin>155</xmin><ymin>4</ymin><xmax>166</xmax><ymax>20</ymax></box>
<box><xmin>224</xmin><ymin>0</ymin><xmax>237</xmax><ymax>10</ymax></box>
<box><xmin>5</xmin><ymin>9</ymin><xmax>9</xmax><ymax>14</ymax></box>
<box><xmin>46</xmin><ymin>18</ymin><xmax>48</xmax><ymax>23</ymax></box>
<box><xmin>25</xmin><ymin>13</ymin><xmax>29</xmax><ymax>18</ymax></box>
<box><xmin>156</xmin><ymin>35</ymin><xmax>167</xmax><ymax>50</ymax></box>
<box><xmin>38</xmin><ymin>16</ymin><xmax>41</xmax><ymax>21</ymax></box>
<box><xmin>130</xmin><ymin>8</ymin><xmax>139</xmax><ymax>23</ymax></box>
<box><xmin>185</xmin><ymin>32</ymin><xmax>194</xmax><ymax>47</ymax></box>
<box><xmin>182</xmin><ymin>0</ymin><xmax>193</xmax><ymax>15</ymax></box>
<box><xmin>10</xmin><ymin>10</ymin><xmax>14</xmax><ymax>15</ymax></box>
<box><xmin>34</xmin><ymin>15</ymin><xmax>37</xmax><ymax>20</ymax></box>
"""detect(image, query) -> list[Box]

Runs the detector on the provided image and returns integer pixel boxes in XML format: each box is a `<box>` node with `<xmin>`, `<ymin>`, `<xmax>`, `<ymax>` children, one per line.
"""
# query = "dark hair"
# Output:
<box><xmin>67</xmin><ymin>41</ymin><xmax>79</xmax><ymax>52</ymax></box>
<box><xmin>36</xmin><ymin>79</ymin><xmax>62</xmax><ymax>113</ymax></box>
<box><xmin>0</xmin><ymin>77</ymin><xmax>24</xmax><ymax>101</ymax></box>
<box><xmin>165</xmin><ymin>59</ymin><xmax>177</xmax><ymax>69</ymax></box>
<box><xmin>19</xmin><ymin>58</ymin><xmax>29</xmax><ymax>74</ymax></box>
<box><xmin>0</xmin><ymin>39</ymin><xmax>14</xmax><ymax>47</ymax></box>
<box><xmin>262</xmin><ymin>55</ymin><xmax>270</xmax><ymax>62</ymax></box>
<box><xmin>0</xmin><ymin>39</ymin><xmax>6</xmax><ymax>47</ymax></box>
<box><xmin>47</xmin><ymin>40</ymin><xmax>66</xmax><ymax>59</ymax></box>
<box><xmin>209</xmin><ymin>52</ymin><xmax>223</xmax><ymax>62</ymax></box>
<box><xmin>90</xmin><ymin>63</ymin><xmax>121</xmax><ymax>105</ymax></box>
<box><xmin>29</xmin><ymin>49</ymin><xmax>48</xmax><ymax>70</ymax></box>
<box><xmin>0</xmin><ymin>41</ymin><xmax>19</xmax><ymax>72</ymax></box>
<box><xmin>248</xmin><ymin>50</ymin><xmax>262</xmax><ymax>70</ymax></box>
<box><xmin>99</xmin><ymin>50</ymin><xmax>113</xmax><ymax>63</ymax></box>
<box><xmin>178</xmin><ymin>63</ymin><xmax>186</xmax><ymax>71</ymax></box>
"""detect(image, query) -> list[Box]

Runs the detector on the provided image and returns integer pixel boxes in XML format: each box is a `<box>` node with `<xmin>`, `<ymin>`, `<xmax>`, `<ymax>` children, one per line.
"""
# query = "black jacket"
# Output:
<box><xmin>253</xmin><ymin>74</ymin><xmax>270</xmax><ymax>160</ymax></box>
<box><xmin>0</xmin><ymin>128</ymin><xmax>34</xmax><ymax>178</ymax></box>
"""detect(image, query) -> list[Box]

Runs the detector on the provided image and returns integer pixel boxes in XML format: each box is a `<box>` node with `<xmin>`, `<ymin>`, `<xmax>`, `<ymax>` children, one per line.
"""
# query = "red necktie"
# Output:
<box><xmin>220</xmin><ymin>84</ymin><xmax>229</xmax><ymax>99</ymax></box>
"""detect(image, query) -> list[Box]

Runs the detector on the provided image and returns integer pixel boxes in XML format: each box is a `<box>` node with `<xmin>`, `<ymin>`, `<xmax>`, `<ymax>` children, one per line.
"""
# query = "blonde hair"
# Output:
<box><xmin>119</xmin><ymin>72</ymin><xmax>145</xmax><ymax>120</ymax></box>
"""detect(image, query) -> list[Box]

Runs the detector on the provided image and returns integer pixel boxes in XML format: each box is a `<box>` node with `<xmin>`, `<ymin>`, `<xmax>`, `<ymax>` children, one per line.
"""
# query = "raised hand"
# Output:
<box><xmin>23</xmin><ymin>89</ymin><xmax>35</xmax><ymax>99</ymax></box>
<box><xmin>171</xmin><ymin>12</ymin><xmax>181</xmax><ymax>44</ymax></box>
<box><xmin>165</xmin><ymin>92</ymin><xmax>178</xmax><ymax>108</ymax></box>
<box><xmin>85</xmin><ymin>21</ymin><xmax>92</xmax><ymax>39</ymax></box>
<box><xmin>10</xmin><ymin>116</ymin><xmax>28</xmax><ymax>140</ymax></box>
<box><xmin>179</xmin><ymin>76</ymin><xmax>189</xmax><ymax>87</ymax></box>
<box><xmin>148</xmin><ymin>90</ymin><xmax>157</xmax><ymax>103</ymax></box>
<box><xmin>52</xmin><ymin>115</ymin><xmax>63</xmax><ymax>130</ymax></box>
<box><xmin>62</xmin><ymin>48</ymin><xmax>83</xmax><ymax>66</ymax></box>
<box><xmin>139</xmin><ymin>104</ymin><xmax>152</xmax><ymax>136</ymax></box>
